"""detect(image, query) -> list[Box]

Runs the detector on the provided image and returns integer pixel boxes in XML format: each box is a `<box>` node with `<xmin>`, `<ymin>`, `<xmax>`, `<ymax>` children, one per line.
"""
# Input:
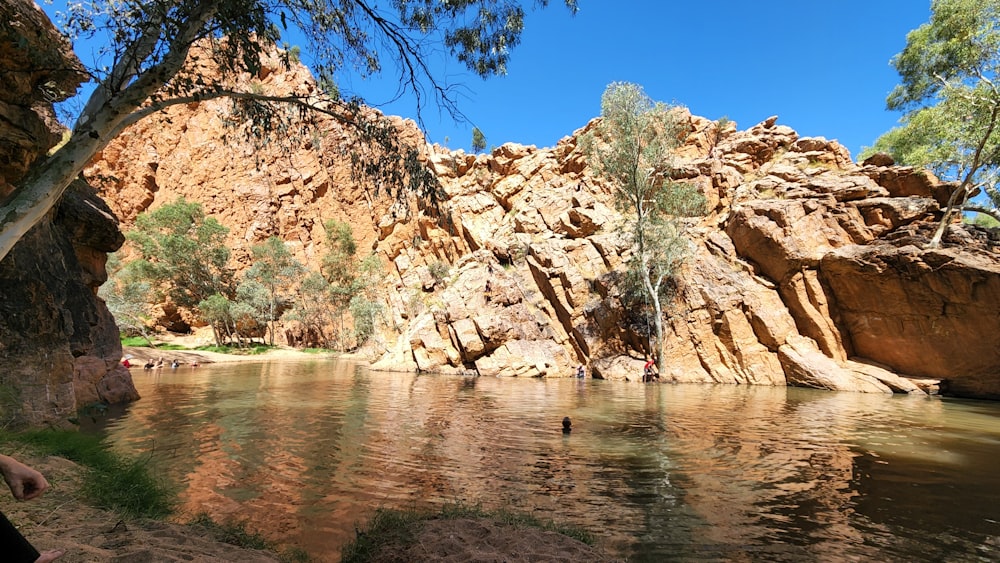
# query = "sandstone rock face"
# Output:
<box><xmin>0</xmin><ymin>0</ymin><xmax>83</xmax><ymax>199</ymax></box>
<box><xmin>820</xmin><ymin>241</ymin><xmax>1000</xmax><ymax>398</ymax></box>
<box><xmin>0</xmin><ymin>2</ymin><xmax>137</xmax><ymax>426</ymax></box>
<box><xmin>84</xmin><ymin>45</ymin><xmax>1000</xmax><ymax>398</ymax></box>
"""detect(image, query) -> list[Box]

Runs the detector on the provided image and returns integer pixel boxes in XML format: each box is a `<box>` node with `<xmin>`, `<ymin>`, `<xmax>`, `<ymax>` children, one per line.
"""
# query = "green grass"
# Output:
<box><xmin>121</xmin><ymin>336</ymin><xmax>153</xmax><ymax>347</ymax></box>
<box><xmin>122</xmin><ymin>338</ymin><xmax>276</xmax><ymax>355</ymax></box>
<box><xmin>120</xmin><ymin>336</ymin><xmax>186</xmax><ymax>350</ymax></box>
<box><xmin>188</xmin><ymin>514</ymin><xmax>311</xmax><ymax>562</ymax></box>
<box><xmin>302</xmin><ymin>348</ymin><xmax>335</xmax><ymax>354</ymax></box>
<box><xmin>340</xmin><ymin>503</ymin><xmax>595</xmax><ymax>563</ymax></box>
<box><xmin>193</xmin><ymin>344</ymin><xmax>273</xmax><ymax>355</ymax></box>
<box><xmin>0</xmin><ymin>429</ymin><xmax>174</xmax><ymax>518</ymax></box>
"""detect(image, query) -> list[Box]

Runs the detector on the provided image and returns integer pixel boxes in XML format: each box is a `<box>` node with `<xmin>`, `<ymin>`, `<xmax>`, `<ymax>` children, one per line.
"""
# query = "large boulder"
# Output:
<box><xmin>820</xmin><ymin>240</ymin><xmax>1000</xmax><ymax>398</ymax></box>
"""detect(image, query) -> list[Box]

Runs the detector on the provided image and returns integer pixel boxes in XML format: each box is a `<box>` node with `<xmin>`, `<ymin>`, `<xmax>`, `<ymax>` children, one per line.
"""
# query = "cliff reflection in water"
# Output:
<box><xmin>101</xmin><ymin>361</ymin><xmax>1000</xmax><ymax>562</ymax></box>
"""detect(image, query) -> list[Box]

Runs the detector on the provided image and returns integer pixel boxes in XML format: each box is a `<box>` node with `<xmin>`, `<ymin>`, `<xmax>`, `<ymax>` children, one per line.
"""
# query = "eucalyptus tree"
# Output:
<box><xmin>867</xmin><ymin>0</ymin><xmax>1000</xmax><ymax>247</ymax></box>
<box><xmin>319</xmin><ymin>219</ymin><xmax>381</xmax><ymax>348</ymax></box>
<box><xmin>582</xmin><ymin>82</ymin><xmax>705</xmax><ymax>376</ymax></box>
<box><xmin>99</xmin><ymin>253</ymin><xmax>155</xmax><ymax>345</ymax></box>
<box><xmin>127</xmin><ymin>197</ymin><xmax>233</xmax><ymax>310</ymax></box>
<box><xmin>283</xmin><ymin>272</ymin><xmax>337</xmax><ymax>348</ymax></box>
<box><xmin>244</xmin><ymin>236</ymin><xmax>304</xmax><ymax>345</ymax></box>
<box><xmin>0</xmin><ymin>0</ymin><xmax>578</xmax><ymax>263</ymax></box>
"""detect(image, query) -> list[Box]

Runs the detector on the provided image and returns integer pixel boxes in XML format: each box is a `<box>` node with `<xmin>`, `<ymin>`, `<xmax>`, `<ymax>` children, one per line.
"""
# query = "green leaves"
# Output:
<box><xmin>872</xmin><ymin>0</ymin><xmax>1000</xmax><ymax>244</ymax></box>
<box><xmin>582</xmin><ymin>82</ymin><xmax>705</xmax><ymax>368</ymax></box>
<box><xmin>889</xmin><ymin>0</ymin><xmax>1000</xmax><ymax>110</ymax></box>
<box><xmin>471</xmin><ymin>126</ymin><xmax>487</xmax><ymax>153</ymax></box>
<box><xmin>126</xmin><ymin>197</ymin><xmax>232</xmax><ymax>309</ymax></box>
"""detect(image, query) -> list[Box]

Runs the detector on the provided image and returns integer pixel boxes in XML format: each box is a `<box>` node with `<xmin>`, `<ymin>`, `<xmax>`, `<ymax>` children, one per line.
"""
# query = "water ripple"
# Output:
<box><xmin>99</xmin><ymin>362</ymin><xmax>1000</xmax><ymax>562</ymax></box>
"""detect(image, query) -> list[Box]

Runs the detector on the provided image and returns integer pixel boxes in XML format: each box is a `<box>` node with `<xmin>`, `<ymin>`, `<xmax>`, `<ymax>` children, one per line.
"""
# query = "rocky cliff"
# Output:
<box><xmin>85</xmin><ymin>49</ymin><xmax>1000</xmax><ymax>398</ymax></box>
<box><xmin>0</xmin><ymin>0</ymin><xmax>138</xmax><ymax>426</ymax></box>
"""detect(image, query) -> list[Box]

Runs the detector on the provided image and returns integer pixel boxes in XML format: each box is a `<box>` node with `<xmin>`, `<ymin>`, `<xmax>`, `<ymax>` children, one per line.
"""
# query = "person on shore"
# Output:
<box><xmin>0</xmin><ymin>454</ymin><xmax>64</xmax><ymax>562</ymax></box>
<box><xmin>642</xmin><ymin>357</ymin><xmax>658</xmax><ymax>383</ymax></box>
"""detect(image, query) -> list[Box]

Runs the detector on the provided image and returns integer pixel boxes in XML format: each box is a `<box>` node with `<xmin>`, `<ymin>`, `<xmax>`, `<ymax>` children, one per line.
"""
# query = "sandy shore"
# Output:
<box><xmin>122</xmin><ymin>329</ymin><xmax>354</xmax><ymax>368</ymax></box>
<box><xmin>123</xmin><ymin>344</ymin><xmax>339</xmax><ymax>367</ymax></box>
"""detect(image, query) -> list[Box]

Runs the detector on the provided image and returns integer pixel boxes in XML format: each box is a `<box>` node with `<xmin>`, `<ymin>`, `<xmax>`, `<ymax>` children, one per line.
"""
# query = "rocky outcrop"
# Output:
<box><xmin>0</xmin><ymin>1</ymin><xmax>137</xmax><ymax>426</ymax></box>
<box><xmin>84</xmin><ymin>46</ymin><xmax>1000</xmax><ymax>398</ymax></box>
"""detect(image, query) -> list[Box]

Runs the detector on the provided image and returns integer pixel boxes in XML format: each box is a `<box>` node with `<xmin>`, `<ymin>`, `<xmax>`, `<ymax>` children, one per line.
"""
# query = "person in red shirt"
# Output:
<box><xmin>642</xmin><ymin>357</ymin><xmax>657</xmax><ymax>383</ymax></box>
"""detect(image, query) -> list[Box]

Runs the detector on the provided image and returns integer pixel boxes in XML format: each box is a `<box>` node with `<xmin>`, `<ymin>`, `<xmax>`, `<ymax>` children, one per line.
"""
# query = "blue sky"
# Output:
<box><xmin>43</xmin><ymin>1</ymin><xmax>932</xmax><ymax>160</ymax></box>
<box><xmin>349</xmin><ymin>1</ymin><xmax>932</xmax><ymax>159</ymax></box>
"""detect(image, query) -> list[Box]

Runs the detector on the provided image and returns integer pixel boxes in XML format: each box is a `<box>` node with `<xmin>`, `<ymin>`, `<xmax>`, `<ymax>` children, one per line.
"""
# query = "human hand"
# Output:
<box><xmin>0</xmin><ymin>454</ymin><xmax>49</xmax><ymax>501</ymax></box>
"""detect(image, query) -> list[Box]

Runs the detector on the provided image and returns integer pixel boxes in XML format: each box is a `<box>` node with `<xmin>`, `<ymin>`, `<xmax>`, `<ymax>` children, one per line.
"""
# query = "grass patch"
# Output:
<box><xmin>340</xmin><ymin>503</ymin><xmax>595</xmax><ymax>563</ymax></box>
<box><xmin>189</xmin><ymin>513</ymin><xmax>273</xmax><ymax>550</ymax></box>
<box><xmin>121</xmin><ymin>336</ymin><xmax>187</xmax><ymax>350</ymax></box>
<box><xmin>302</xmin><ymin>348</ymin><xmax>335</xmax><ymax>354</ymax></box>
<box><xmin>0</xmin><ymin>429</ymin><xmax>174</xmax><ymax>518</ymax></box>
<box><xmin>189</xmin><ymin>513</ymin><xmax>311</xmax><ymax>562</ymax></box>
<box><xmin>121</xmin><ymin>336</ymin><xmax>153</xmax><ymax>347</ymax></box>
<box><xmin>193</xmin><ymin>344</ymin><xmax>273</xmax><ymax>355</ymax></box>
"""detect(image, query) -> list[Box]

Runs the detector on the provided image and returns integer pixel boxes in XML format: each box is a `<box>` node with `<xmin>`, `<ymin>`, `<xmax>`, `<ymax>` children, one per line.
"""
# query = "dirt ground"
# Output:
<box><xmin>7</xmin><ymin>333</ymin><xmax>621</xmax><ymax>562</ymax></box>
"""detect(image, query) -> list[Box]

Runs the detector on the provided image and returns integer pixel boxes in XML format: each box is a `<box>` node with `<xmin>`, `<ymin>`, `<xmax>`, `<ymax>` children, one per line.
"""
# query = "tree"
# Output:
<box><xmin>471</xmin><ymin>126</ymin><xmax>487</xmax><ymax>153</ymax></box>
<box><xmin>100</xmin><ymin>253</ymin><xmax>155</xmax><ymax>345</ymax></box>
<box><xmin>866</xmin><ymin>0</ymin><xmax>1000</xmax><ymax>248</ymax></box>
<box><xmin>283</xmin><ymin>272</ymin><xmax>337</xmax><ymax>348</ymax></box>
<box><xmin>582</xmin><ymin>82</ymin><xmax>705</xmax><ymax>377</ymax></box>
<box><xmin>127</xmin><ymin>197</ymin><xmax>233</xmax><ymax>311</ymax></box>
<box><xmin>0</xmin><ymin>0</ymin><xmax>578</xmax><ymax>264</ymax></box>
<box><xmin>199</xmin><ymin>293</ymin><xmax>235</xmax><ymax>347</ymax></box>
<box><xmin>349</xmin><ymin>254</ymin><xmax>386</xmax><ymax>346</ymax></box>
<box><xmin>244</xmin><ymin>237</ymin><xmax>304</xmax><ymax>345</ymax></box>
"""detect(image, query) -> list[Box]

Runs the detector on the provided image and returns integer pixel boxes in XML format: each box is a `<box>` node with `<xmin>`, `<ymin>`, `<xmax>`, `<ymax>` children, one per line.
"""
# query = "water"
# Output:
<box><xmin>98</xmin><ymin>360</ymin><xmax>1000</xmax><ymax>562</ymax></box>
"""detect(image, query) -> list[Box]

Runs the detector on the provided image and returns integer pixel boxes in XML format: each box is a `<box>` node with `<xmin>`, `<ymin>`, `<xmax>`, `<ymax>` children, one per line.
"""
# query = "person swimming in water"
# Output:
<box><xmin>562</xmin><ymin>417</ymin><xmax>572</xmax><ymax>434</ymax></box>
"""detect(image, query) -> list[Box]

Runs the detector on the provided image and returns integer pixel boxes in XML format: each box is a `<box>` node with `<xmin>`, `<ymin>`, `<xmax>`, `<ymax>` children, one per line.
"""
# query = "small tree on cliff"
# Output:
<box><xmin>471</xmin><ymin>127</ymin><xmax>487</xmax><ymax>153</ymax></box>
<box><xmin>582</xmin><ymin>82</ymin><xmax>705</xmax><ymax>377</ymax></box>
<box><xmin>866</xmin><ymin>0</ymin><xmax>1000</xmax><ymax>248</ymax></box>
<box><xmin>0</xmin><ymin>0</ymin><xmax>578</xmax><ymax>264</ymax></box>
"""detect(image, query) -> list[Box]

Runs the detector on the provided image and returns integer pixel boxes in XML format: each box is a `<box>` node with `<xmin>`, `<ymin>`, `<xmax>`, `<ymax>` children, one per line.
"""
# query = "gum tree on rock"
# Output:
<box><xmin>582</xmin><ymin>82</ymin><xmax>705</xmax><ymax>378</ymax></box>
<box><xmin>867</xmin><ymin>0</ymin><xmax>1000</xmax><ymax>247</ymax></box>
<box><xmin>0</xmin><ymin>0</ymin><xmax>578</xmax><ymax>263</ymax></box>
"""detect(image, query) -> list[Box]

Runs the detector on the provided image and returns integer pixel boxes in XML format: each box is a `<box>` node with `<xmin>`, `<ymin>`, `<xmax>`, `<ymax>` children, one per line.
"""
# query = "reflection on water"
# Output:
<box><xmin>100</xmin><ymin>361</ymin><xmax>1000</xmax><ymax>561</ymax></box>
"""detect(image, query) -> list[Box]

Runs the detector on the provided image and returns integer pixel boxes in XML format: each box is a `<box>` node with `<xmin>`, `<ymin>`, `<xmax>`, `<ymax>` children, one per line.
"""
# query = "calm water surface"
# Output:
<box><xmin>99</xmin><ymin>360</ymin><xmax>1000</xmax><ymax>562</ymax></box>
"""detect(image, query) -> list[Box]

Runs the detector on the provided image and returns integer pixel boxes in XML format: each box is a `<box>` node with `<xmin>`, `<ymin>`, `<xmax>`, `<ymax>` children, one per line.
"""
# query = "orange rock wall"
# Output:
<box><xmin>86</xmin><ymin>55</ymin><xmax>1000</xmax><ymax>398</ymax></box>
